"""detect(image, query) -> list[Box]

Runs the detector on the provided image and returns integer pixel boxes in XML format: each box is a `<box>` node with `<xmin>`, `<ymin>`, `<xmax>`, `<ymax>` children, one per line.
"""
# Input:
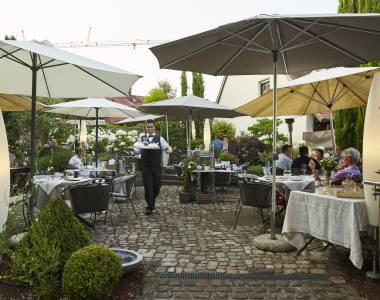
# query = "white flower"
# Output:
<box><xmin>128</xmin><ymin>130</ymin><xmax>138</xmax><ymax>136</ymax></box>
<box><xmin>105</xmin><ymin>145</ymin><xmax>112</xmax><ymax>152</ymax></box>
<box><xmin>114</xmin><ymin>147</ymin><xmax>119</xmax><ymax>151</ymax></box>
<box><xmin>119</xmin><ymin>141</ymin><xmax>125</xmax><ymax>146</ymax></box>
<box><xmin>116</xmin><ymin>129</ymin><xmax>127</xmax><ymax>136</ymax></box>
<box><xmin>324</xmin><ymin>153</ymin><xmax>331</xmax><ymax>158</ymax></box>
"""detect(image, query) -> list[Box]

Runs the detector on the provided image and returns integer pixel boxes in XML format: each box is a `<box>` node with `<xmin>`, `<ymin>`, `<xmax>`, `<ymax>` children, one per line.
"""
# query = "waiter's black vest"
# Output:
<box><xmin>141</xmin><ymin>134</ymin><xmax>162</xmax><ymax>166</ymax></box>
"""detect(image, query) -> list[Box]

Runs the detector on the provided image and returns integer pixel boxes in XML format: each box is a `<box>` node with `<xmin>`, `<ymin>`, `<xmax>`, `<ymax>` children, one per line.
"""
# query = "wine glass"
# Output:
<box><xmin>301</xmin><ymin>164</ymin><xmax>307</xmax><ymax>175</ymax></box>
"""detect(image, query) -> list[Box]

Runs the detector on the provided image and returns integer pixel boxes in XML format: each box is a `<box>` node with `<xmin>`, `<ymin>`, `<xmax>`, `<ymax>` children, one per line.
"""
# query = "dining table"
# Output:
<box><xmin>282</xmin><ymin>190</ymin><xmax>368</xmax><ymax>269</ymax></box>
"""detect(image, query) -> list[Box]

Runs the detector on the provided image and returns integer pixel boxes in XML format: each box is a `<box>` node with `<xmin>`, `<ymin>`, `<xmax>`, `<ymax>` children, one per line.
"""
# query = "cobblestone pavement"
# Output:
<box><xmin>89</xmin><ymin>186</ymin><xmax>365</xmax><ymax>300</ymax></box>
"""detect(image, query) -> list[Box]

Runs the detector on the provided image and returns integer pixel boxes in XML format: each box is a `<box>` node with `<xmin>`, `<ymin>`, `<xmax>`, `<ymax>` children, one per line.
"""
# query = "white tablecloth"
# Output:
<box><xmin>258</xmin><ymin>175</ymin><xmax>315</xmax><ymax>191</ymax></box>
<box><xmin>282</xmin><ymin>190</ymin><xmax>368</xmax><ymax>269</ymax></box>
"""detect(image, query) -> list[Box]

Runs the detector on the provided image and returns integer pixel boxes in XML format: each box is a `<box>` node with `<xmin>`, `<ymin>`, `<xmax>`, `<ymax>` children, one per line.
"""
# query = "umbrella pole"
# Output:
<box><xmin>166</xmin><ymin>115</ymin><xmax>169</xmax><ymax>143</ymax></box>
<box><xmin>328</xmin><ymin>105</ymin><xmax>337</xmax><ymax>156</ymax></box>
<box><xmin>95</xmin><ymin>108</ymin><xmax>99</xmax><ymax>168</ymax></box>
<box><xmin>188</xmin><ymin>111</ymin><xmax>192</xmax><ymax>151</ymax></box>
<box><xmin>270</xmin><ymin>51</ymin><xmax>279</xmax><ymax>240</ymax></box>
<box><xmin>28</xmin><ymin>53</ymin><xmax>38</xmax><ymax>216</ymax></box>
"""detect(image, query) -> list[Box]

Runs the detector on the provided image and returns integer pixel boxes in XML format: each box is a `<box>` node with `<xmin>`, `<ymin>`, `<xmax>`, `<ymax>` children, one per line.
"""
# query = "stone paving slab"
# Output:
<box><xmin>88</xmin><ymin>186</ymin><xmax>365</xmax><ymax>300</ymax></box>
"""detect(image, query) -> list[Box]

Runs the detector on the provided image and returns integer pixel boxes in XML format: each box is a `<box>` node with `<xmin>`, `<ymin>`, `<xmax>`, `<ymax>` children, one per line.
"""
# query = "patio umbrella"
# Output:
<box><xmin>150</xmin><ymin>13</ymin><xmax>380</xmax><ymax>242</ymax></box>
<box><xmin>235</xmin><ymin>67</ymin><xmax>380</xmax><ymax>153</ymax></box>
<box><xmin>0</xmin><ymin>40</ymin><xmax>140</xmax><ymax>212</ymax></box>
<box><xmin>139</xmin><ymin>94</ymin><xmax>244</xmax><ymax>150</ymax></box>
<box><xmin>0</xmin><ymin>93</ymin><xmax>45</xmax><ymax>111</ymax></box>
<box><xmin>45</xmin><ymin>98</ymin><xmax>142</xmax><ymax>167</ymax></box>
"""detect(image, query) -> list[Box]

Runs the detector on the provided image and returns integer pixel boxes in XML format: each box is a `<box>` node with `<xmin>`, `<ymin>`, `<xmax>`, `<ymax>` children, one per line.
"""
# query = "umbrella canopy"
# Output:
<box><xmin>236</xmin><ymin>67</ymin><xmax>379</xmax><ymax>116</ymax></box>
<box><xmin>116</xmin><ymin>114</ymin><xmax>165</xmax><ymax>124</ymax></box>
<box><xmin>139</xmin><ymin>94</ymin><xmax>244</xmax><ymax>150</ymax></box>
<box><xmin>0</xmin><ymin>93</ymin><xmax>45</xmax><ymax>111</ymax></box>
<box><xmin>235</xmin><ymin>67</ymin><xmax>380</xmax><ymax>151</ymax></box>
<box><xmin>0</xmin><ymin>40</ymin><xmax>141</xmax><ymax>215</ymax></box>
<box><xmin>139</xmin><ymin>94</ymin><xmax>244</xmax><ymax>120</ymax></box>
<box><xmin>46</xmin><ymin>98</ymin><xmax>143</xmax><ymax>166</ymax></box>
<box><xmin>150</xmin><ymin>13</ymin><xmax>380</xmax><ymax>241</ymax></box>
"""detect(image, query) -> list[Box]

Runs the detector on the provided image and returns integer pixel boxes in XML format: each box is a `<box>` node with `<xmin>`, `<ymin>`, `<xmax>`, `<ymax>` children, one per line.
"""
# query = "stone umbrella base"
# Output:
<box><xmin>253</xmin><ymin>234</ymin><xmax>295</xmax><ymax>252</ymax></box>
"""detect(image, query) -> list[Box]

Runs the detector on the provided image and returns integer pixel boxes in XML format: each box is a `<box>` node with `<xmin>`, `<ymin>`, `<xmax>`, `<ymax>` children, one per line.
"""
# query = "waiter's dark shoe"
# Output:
<box><xmin>145</xmin><ymin>207</ymin><xmax>152</xmax><ymax>215</ymax></box>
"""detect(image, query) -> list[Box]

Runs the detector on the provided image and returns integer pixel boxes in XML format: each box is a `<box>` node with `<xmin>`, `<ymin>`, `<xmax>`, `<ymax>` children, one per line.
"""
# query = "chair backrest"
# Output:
<box><xmin>120</xmin><ymin>175</ymin><xmax>136</xmax><ymax>198</ymax></box>
<box><xmin>238</xmin><ymin>181</ymin><xmax>272</xmax><ymax>209</ymax></box>
<box><xmin>215</xmin><ymin>172</ymin><xmax>230</xmax><ymax>185</ymax></box>
<box><xmin>69</xmin><ymin>183</ymin><xmax>111</xmax><ymax>214</ymax></box>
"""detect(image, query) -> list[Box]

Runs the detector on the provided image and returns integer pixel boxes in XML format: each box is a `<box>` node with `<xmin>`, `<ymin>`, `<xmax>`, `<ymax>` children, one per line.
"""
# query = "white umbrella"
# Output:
<box><xmin>236</xmin><ymin>67</ymin><xmax>380</xmax><ymax>153</ymax></box>
<box><xmin>45</xmin><ymin>98</ymin><xmax>142</xmax><ymax>166</ymax></box>
<box><xmin>116</xmin><ymin>114</ymin><xmax>165</xmax><ymax>124</ymax></box>
<box><xmin>0</xmin><ymin>40</ymin><xmax>141</xmax><ymax>214</ymax></box>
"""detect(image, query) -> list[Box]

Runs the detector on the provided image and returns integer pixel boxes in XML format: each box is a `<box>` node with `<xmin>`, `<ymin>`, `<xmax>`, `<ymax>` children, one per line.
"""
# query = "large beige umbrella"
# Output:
<box><xmin>0</xmin><ymin>93</ymin><xmax>45</xmax><ymax>111</ymax></box>
<box><xmin>235</xmin><ymin>67</ymin><xmax>380</xmax><ymax>152</ymax></box>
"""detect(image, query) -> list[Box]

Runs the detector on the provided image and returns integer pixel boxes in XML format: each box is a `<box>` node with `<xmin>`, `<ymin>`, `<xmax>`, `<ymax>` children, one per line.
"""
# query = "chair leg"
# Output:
<box><xmin>234</xmin><ymin>197</ymin><xmax>242</xmax><ymax>217</ymax></box>
<box><xmin>233</xmin><ymin>204</ymin><xmax>243</xmax><ymax>230</ymax></box>
<box><xmin>108</xmin><ymin>209</ymin><xmax>116</xmax><ymax>238</ymax></box>
<box><xmin>129</xmin><ymin>198</ymin><xmax>141</xmax><ymax>221</ymax></box>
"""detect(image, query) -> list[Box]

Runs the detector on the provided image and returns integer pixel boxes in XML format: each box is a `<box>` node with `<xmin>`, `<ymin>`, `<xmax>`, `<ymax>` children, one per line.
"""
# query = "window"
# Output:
<box><xmin>259</xmin><ymin>79</ymin><xmax>270</xmax><ymax>95</ymax></box>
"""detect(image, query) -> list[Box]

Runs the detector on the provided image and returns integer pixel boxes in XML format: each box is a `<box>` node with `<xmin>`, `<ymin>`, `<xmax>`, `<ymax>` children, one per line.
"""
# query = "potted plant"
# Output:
<box><xmin>179</xmin><ymin>156</ymin><xmax>197</xmax><ymax>203</ymax></box>
<box><xmin>203</xmin><ymin>159</ymin><xmax>211</xmax><ymax>170</ymax></box>
<box><xmin>219</xmin><ymin>152</ymin><xmax>232</xmax><ymax>168</ymax></box>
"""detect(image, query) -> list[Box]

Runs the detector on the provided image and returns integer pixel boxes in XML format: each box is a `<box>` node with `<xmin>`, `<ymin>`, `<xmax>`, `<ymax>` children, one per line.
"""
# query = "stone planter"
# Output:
<box><xmin>110</xmin><ymin>248</ymin><xmax>143</xmax><ymax>274</ymax></box>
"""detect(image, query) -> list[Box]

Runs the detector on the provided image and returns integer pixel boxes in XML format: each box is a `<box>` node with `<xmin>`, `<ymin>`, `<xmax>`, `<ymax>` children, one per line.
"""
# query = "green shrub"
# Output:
<box><xmin>219</xmin><ymin>151</ymin><xmax>232</xmax><ymax>161</ymax></box>
<box><xmin>247</xmin><ymin>165</ymin><xmax>264</xmax><ymax>176</ymax></box>
<box><xmin>37</xmin><ymin>146</ymin><xmax>74</xmax><ymax>173</ymax></box>
<box><xmin>13</xmin><ymin>197</ymin><xmax>90</xmax><ymax>296</ymax></box>
<box><xmin>63</xmin><ymin>245</ymin><xmax>123</xmax><ymax>299</ymax></box>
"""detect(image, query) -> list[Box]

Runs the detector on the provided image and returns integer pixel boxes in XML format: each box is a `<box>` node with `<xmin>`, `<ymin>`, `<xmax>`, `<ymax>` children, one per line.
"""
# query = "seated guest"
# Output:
<box><xmin>276</xmin><ymin>144</ymin><xmax>292</xmax><ymax>173</ymax></box>
<box><xmin>314</xmin><ymin>147</ymin><xmax>324</xmax><ymax>162</ymax></box>
<box><xmin>331</xmin><ymin>147</ymin><xmax>361</xmax><ymax>185</ymax></box>
<box><xmin>68</xmin><ymin>147</ymin><xmax>84</xmax><ymax>169</ymax></box>
<box><xmin>291</xmin><ymin>145</ymin><xmax>321</xmax><ymax>175</ymax></box>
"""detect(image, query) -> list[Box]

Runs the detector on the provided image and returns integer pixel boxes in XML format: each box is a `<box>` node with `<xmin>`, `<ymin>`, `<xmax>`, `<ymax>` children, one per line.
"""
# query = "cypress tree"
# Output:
<box><xmin>192</xmin><ymin>72</ymin><xmax>206</xmax><ymax>139</ymax></box>
<box><xmin>334</xmin><ymin>0</ymin><xmax>380</xmax><ymax>152</ymax></box>
<box><xmin>181</xmin><ymin>71</ymin><xmax>188</xmax><ymax>96</ymax></box>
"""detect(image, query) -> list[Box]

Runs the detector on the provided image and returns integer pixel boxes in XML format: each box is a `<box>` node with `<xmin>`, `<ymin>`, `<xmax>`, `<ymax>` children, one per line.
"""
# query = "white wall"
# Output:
<box><xmin>217</xmin><ymin>75</ymin><xmax>308</xmax><ymax>145</ymax></box>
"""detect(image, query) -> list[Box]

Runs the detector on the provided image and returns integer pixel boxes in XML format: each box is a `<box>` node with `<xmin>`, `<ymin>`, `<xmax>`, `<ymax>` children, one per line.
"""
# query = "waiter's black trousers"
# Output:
<box><xmin>141</xmin><ymin>164</ymin><xmax>162</xmax><ymax>210</ymax></box>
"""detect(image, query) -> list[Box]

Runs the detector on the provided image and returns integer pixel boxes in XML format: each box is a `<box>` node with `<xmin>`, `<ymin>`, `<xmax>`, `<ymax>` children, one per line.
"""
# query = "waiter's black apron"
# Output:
<box><xmin>141</xmin><ymin>135</ymin><xmax>162</xmax><ymax>209</ymax></box>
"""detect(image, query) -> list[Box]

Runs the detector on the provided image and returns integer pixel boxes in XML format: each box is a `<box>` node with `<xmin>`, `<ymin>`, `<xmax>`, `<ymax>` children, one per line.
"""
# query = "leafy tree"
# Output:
<box><xmin>143</xmin><ymin>80</ymin><xmax>176</xmax><ymax>103</ymax></box>
<box><xmin>248</xmin><ymin>118</ymin><xmax>288</xmax><ymax>147</ymax></box>
<box><xmin>335</xmin><ymin>0</ymin><xmax>380</xmax><ymax>152</ymax></box>
<box><xmin>181</xmin><ymin>71</ymin><xmax>188</xmax><ymax>96</ymax></box>
<box><xmin>192</xmin><ymin>72</ymin><xmax>205</xmax><ymax>139</ymax></box>
<box><xmin>211</xmin><ymin>120</ymin><xmax>236</xmax><ymax>140</ymax></box>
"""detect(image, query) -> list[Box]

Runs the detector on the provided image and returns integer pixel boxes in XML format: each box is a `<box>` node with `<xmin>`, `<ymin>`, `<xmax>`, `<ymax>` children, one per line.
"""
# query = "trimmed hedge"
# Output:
<box><xmin>63</xmin><ymin>245</ymin><xmax>123</xmax><ymax>299</ymax></box>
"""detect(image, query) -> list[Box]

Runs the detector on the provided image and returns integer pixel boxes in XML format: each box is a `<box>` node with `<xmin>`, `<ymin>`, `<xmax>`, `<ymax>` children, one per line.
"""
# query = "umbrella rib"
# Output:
<box><xmin>331</xmin><ymin>78</ymin><xmax>340</xmax><ymax>100</ymax></box>
<box><xmin>218</xmin><ymin>42</ymin><xmax>271</xmax><ymax>54</ymax></box>
<box><xmin>280</xmin><ymin>19</ymin><xmax>366</xmax><ymax>64</ymax></box>
<box><xmin>278</xmin><ymin>18</ymin><xmax>321</xmax><ymax>51</ymax></box>
<box><xmin>38</xmin><ymin>55</ymin><xmax>52</xmax><ymax>98</ymax></box>
<box><xmin>74</xmin><ymin>65</ymin><xmax>129</xmax><ymax>96</ymax></box>
<box><xmin>334</xmin><ymin>76</ymin><xmax>368</xmax><ymax>105</ymax></box>
<box><xmin>276</xmin><ymin>24</ymin><xmax>288</xmax><ymax>74</ymax></box>
<box><xmin>310</xmin><ymin>82</ymin><xmax>330</xmax><ymax>106</ymax></box>
<box><xmin>223</xmin><ymin>29</ymin><xmax>272</xmax><ymax>52</ymax></box>
<box><xmin>293</xmin><ymin>88</ymin><xmax>328</xmax><ymax>106</ymax></box>
<box><xmin>216</xmin><ymin>23</ymin><xmax>271</xmax><ymax>75</ymax></box>
<box><xmin>42</xmin><ymin>62</ymin><xmax>70</xmax><ymax>69</ymax></box>
<box><xmin>160</xmin><ymin>20</ymin><xmax>268</xmax><ymax>69</ymax></box>
<box><xmin>0</xmin><ymin>48</ymin><xmax>31</xmax><ymax>68</ymax></box>
<box><xmin>294</xmin><ymin>18</ymin><xmax>380</xmax><ymax>36</ymax></box>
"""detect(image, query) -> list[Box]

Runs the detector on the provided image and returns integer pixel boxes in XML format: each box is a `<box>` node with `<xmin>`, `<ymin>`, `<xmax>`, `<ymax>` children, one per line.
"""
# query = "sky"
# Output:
<box><xmin>0</xmin><ymin>0</ymin><xmax>339</xmax><ymax>101</ymax></box>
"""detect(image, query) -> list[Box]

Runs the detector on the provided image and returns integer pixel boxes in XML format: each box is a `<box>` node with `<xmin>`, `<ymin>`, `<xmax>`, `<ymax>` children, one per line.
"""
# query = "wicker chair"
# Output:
<box><xmin>68</xmin><ymin>182</ymin><xmax>115</xmax><ymax>236</ymax></box>
<box><xmin>234</xmin><ymin>181</ymin><xmax>272</xmax><ymax>231</ymax></box>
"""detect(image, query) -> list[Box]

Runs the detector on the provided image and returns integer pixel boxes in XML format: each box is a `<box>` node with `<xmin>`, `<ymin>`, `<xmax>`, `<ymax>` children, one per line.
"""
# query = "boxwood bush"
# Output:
<box><xmin>13</xmin><ymin>197</ymin><xmax>90</xmax><ymax>296</ymax></box>
<box><xmin>63</xmin><ymin>245</ymin><xmax>123</xmax><ymax>299</ymax></box>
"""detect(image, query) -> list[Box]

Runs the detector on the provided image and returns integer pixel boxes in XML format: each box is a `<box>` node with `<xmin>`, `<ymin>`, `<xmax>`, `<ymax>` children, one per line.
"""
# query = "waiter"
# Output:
<box><xmin>134</xmin><ymin>119</ymin><xmax>172</xmax><ymax>215</ymax></box>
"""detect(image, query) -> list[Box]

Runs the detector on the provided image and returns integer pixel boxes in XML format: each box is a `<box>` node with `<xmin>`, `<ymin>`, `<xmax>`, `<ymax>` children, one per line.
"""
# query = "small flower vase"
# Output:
<box><xmin>325</xmin><ymin>170</ymin><xmax>332</xmax><ymax>186</ymax></box>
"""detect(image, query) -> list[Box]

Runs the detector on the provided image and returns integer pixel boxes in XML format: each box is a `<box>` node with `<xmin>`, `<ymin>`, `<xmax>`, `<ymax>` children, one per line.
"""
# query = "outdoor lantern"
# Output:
<box><xmin>79</xmin><ymin>120</ymin><xmax>88</xmax><ymax>146</ymax></box>
<box><xmin>0</xmin><ymin>108</ymin><xmax>10</xmax><ymax>232</ymax></box>
<box><xmin>363</xmin><ymin>73</ymin><xmax>380</xmax><ymax>227</ymax></box>
<box><xmin>203</xmin><ymin>119</ymin><xmax>211</xmax><ymax>151</ymax></box>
